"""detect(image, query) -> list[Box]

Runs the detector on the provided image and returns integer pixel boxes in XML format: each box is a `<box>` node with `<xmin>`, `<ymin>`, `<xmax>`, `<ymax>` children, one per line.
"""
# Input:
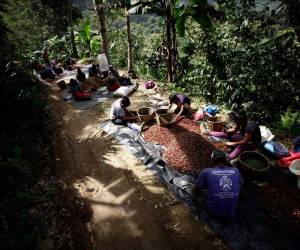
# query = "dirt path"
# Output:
<box><xmin>50</xmin><ymin>85</ymin><xmax>227</xmax><ymax>250</ymax></box>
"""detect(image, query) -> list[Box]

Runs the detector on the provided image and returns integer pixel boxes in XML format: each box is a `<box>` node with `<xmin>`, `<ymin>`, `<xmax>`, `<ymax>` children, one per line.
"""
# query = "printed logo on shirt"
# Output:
<box><xmin>219</xmin><ymin>175</ymin><xmax>233</xmax><ymax>192</ymax></box>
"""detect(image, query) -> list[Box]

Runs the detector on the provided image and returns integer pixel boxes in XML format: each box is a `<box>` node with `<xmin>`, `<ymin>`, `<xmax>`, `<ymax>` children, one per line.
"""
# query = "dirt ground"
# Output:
<box><xmin>49</xmin><ymin>82</ymin><xmax>228</xmax><ymax>250</ymax></box>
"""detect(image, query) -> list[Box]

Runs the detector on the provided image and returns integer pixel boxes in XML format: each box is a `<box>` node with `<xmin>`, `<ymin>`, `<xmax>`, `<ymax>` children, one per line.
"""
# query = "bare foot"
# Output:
<box><xmin>200</xmin><ymin>124</ymin><xmax>208</xmax><ymax>135</ymax></box>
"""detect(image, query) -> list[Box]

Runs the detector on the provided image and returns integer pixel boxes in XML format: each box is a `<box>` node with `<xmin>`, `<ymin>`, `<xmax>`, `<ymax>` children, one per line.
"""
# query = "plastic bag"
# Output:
<box><xmin>205</xmin><ymin>105</ymin><xmax>219</xmax><ymax>116</ymax></box>
<box><xmin>113</xmin><ymin>83</ymin><xmax>137</xmax><ymax>97</ymax></box>
<box><xmin>194</xmin><ymin>108</ymin><xmax>205</xmax><ymax>121</ymax></box>
<box><xmin>98</xmin><ymin>53</ymin><xmax>109</xmax><ymax>72</ymax></box>
<box><xmin>144</xmin><ymin>80</ymin><xmax>155</xmax><ymax>89</ymax></box>
<box><xmin>260</xmin><ymin>141</ymin><xmax>290</xmax><ymax>160</ymax></box>
<box><xmin>259</xmin><ymin>126</ymin><xmax>274</xmax><ymax>142</ymax></box>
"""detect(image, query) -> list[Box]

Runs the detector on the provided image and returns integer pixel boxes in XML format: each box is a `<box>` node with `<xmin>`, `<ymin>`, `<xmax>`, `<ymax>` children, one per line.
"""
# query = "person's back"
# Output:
<box><xmin>198</xmin><ymin>166</ymin><xmax>241</xmax><ymax>218</ymax></box>
<box><xmin>76</xmin><ymin>68</ymin><xmax>86</xmax><ymax>83</ymax></box>
<box><xmin>176</xmin><ymin>94</ymin><xmax>190</xmax><ymax>105</ymax></box>
<box><xmin>194</xmin><ymin>150</ymin><xmax>242</xmax><ymax>219</ymax></box>
<box><xmin>110</xmin><ymin>99</ymin><xmax>125</xmax><ymax>120</ymax></box>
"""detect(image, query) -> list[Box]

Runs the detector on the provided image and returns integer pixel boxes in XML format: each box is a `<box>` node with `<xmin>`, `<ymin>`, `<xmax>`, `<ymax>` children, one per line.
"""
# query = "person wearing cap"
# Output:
<box><xmin>193</xmin><ymin>150</ymin><xmax>242</xmax><ymax>219</ymax></box>
<box><xmin>200</xmin><ymin>110</ymin><xmax>262</xmax><ymax>160</ymax></box>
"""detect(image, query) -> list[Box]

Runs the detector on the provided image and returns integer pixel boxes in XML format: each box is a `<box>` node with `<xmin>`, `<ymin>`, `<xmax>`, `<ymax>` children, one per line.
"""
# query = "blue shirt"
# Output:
<box><xmin>196</xmin><ymin>166</ymin><xmax>241</xmax><ymax>218</ymax></box>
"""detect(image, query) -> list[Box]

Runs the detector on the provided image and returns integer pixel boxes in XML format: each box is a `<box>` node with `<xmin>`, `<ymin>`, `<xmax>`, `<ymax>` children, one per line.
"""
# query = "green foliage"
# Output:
<box><xmin>178</xmin><ymin>3</ymin><xmax>300</xmax><ymax>123</ymax></box>
<box><xmin>74</xmin><ymin>18</ymin><xmax>102</xmax><ymax>58</ymax></box>
<box><xmin>107</xmin><ymin>9</ymin><xmax>166</xmax><ymax>80</ymax></box>
<box><xmin>79</xmin><ymin>18</ymin><xmax>92</xmax><ymax>55</ymax></box>
<box><xmin>108</xmin><ymin>10</ymin><xmax>128</xmax><ymax>68</ymax></box>
<box><xmin>280</xmin><ymin>111</ymin><xmax>300</xmax><ymax>137</ymax></box>
<box><xmin>45</xmin><ymin>35</ymin><xmax>71</xmax><ymax>61</ymax></box>
<box><xmin>26</xmin><ymin>17</ymin><xmax>101</xmax><ymax>63</ymax></box>
<box><xmin>174</xmin><ymin>0</ymin><xmax>212</xmax><ymax>36</ymax></box>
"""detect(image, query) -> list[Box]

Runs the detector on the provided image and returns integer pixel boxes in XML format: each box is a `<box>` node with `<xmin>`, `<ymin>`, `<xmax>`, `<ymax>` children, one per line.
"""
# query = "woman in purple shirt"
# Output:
<box><xmin>169</xmin><ymin>93</ymin><xmax>192</xmax><ymax>121</ymax></box>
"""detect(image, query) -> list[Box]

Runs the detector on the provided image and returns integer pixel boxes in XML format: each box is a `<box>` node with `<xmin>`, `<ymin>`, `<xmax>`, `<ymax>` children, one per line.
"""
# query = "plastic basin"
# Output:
<box><xmin>289</xmin><ymin>159</ymin><xmax>300</xmax><ymax>190</ymax></box>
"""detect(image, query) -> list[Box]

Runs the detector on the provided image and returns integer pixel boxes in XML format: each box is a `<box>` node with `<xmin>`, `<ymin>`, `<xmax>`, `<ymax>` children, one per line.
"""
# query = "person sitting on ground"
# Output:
<box><xmin>110</xmin><ymin>96</ymin><xmax>141</xmax><ymax>132</ymax></box>
<box><xmin>34</xmin><ymin>64</ymin><xmax>56</xmax><ymax>80</ymax></box>
<box><xmin>69</xmin><ymin>79</ymin><xmax>80</xmax><ymax>94</ymax></box>
<box><xmin>193</xmin><ymin>150</ymin><xmax>242</xmax><ymax>220</ymax></box>
<box><xmin>89</xmin><ymin>64</ymin><xmax>100</xmax><ymax>78</ymax></box>
<box><xmin>76</xmin><ymin>68</ymin><xmax>86</xmax><ymax>83</ymax></box>
<box><xmin>169</xmin><ymin>93</ymin><xmax>192</xmax><ymax>121</ymax></box>
<box><xmin>108</xmin><ymin>65</ymin><xmax>119</xmax><ymax>78</ymax></box>
<box><xmin>49</xmin><ymin>59</ymin><xmax>63</xmax><ymax>75</ymax></box>
<box><xmin>64</xmin><ymin>57</ymin><xmax>76</xmax><ymax>70</ymax></box>
<box><xmin>68</xmin><ymin>78</ymin><xmax>92</xmax><ymax>101</ymax></box>
<box><xmin>80</xmin><ymin>78</ymin><xmax>99</xmax><ymax>92</ymax></box>
<box><xmin>106</xmin><ymin>77</ymin><xmax>121</xmax><ymax>92</ymax></box>
<box><xmin>201</xmin><ymin>110</ymin><xmax>262</xmax><ymax>160</ymax></box>
<box><xmin>128</xmin><ymin>69</ymin><xmax>137</xmax><ymax>79</ymax></box>
<box><xmin>118</xmin><ymin>74</ymin><xmax>132</xmax><ymax>86</ymax></box>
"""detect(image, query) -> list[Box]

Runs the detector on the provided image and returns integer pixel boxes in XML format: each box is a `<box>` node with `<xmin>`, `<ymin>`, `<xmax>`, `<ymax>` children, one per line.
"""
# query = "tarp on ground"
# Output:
<box><xmin>63</xmin><ymin>87</ymin><xmax>113</xmax><ymax>109</ymax></box>
<box><xmin>99</xmin><ymin>121</ymin><xmax>300</xmax><ymax>250</ymax></box>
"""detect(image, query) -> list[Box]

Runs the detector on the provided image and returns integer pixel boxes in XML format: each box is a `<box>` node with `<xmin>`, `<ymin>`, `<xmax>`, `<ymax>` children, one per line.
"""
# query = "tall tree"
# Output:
<box><xmin>129</xmin><ymin>0</ymin><xmax>179</xmax><ymax>82</ymax></box>
<box><xmin>93</xmin><ymin>0</ymin><xmax>110</xmax><ymax>62</ymax></box>
<box><xmin>125</xmin><ymin>3</ymin><xmax>134</xmax><ymax>73</ymax></box>
<box><xmin>128</xmin><ymin>0</ymin><xmax>220</xmax><ymax>82</ymax></box>
<box><xmin>109</xmin><ymin>0</ymin><xmax>135</xmax><ymax>73</ymax></box>
<box><xmin>67</xmin><ymin>0</ymin><xmax>79</xmax><ymax>58</ymax></box>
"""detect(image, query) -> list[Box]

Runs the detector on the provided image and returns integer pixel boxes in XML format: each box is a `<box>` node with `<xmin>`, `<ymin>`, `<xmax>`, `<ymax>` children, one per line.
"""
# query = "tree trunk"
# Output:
<box><xmin>126</xmin><ymin>7</ymin><xmax>133</xmax><ymax>72</ymax></box>
<box><xmin>163</xmin><ymin>0</ymin><xmax>177</xmax><ymax>83</ymax></box>
<box><xmin>170</xmin><ymin>14</ymin><xmax>178</xmax><ymax>82</ymax></box>
<box><xmin>93</xmin><ymin>0</ymin><xmax>110</xmax><ymax>63</ymax></box>
<box><xmin>165</xmin><ymin>7</ymin><xmax>173</xmax><ymax>82</ymax></box>
<box><xmin>67</xmin><ymin>0</ymin><xmax>78</xmax><ymax>59</ymax></box>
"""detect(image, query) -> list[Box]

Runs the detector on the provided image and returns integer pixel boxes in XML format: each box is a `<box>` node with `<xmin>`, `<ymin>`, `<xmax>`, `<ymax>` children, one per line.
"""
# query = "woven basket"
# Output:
<box><xmin>207</xmin><ymin>115</ymin><xmax>226</xmax><ymax>132</ymax></box>
<box><xmin>137</xmin><ymin>107</ymin><xmax>155</xmax><ymax>123</ymax></box>
<box><xmin>238</xmin><ymin>151</ymin><xmax>270</xmax><ymax>178</ymax></box>
<box><xmin>155</xmin><ymin>109</ymin><xmax>174</xmax><ymax>126</ymax></box>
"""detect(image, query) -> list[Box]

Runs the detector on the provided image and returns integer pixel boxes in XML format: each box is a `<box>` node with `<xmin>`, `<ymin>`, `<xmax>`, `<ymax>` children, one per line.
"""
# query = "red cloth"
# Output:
<box><xmin>73</xmin><ymin>91</ymin><xmax>92</xmax><ymax>101</ymax></box>
<box><xmin>107</xmin><ymin>82</ymin><xmax>120</xmax><ymax>92</ymax></box>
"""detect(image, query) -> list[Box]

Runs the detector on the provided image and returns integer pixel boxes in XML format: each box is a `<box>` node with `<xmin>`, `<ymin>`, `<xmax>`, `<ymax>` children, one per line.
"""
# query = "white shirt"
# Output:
<box><xmin>110</xmin><ymin>99</ymin><xmax>125</xmax><ymax>120</ymax></box>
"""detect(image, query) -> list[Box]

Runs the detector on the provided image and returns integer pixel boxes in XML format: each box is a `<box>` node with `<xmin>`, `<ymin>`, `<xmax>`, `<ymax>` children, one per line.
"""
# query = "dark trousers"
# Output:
<box><xmin>112</xmin><ymin>118</ymin><xmax>127</xmax><ymax>126</ymax></box>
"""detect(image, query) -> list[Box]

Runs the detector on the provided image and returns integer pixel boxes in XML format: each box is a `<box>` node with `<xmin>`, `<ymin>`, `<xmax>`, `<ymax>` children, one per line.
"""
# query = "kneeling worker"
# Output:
<box><xmin>110</xmin><ymin>96</ymin><xmax>141</xmax><ymax>132</ymax></box>
<box><xmin>193</xmin><ymin>150</ymin><xmax>242</xmax><ymax>219</ymax></box>
<box><xmin>169</xmin><ymin>93</ymin><xmax>192</xmax><ymax>122</ymax></box>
